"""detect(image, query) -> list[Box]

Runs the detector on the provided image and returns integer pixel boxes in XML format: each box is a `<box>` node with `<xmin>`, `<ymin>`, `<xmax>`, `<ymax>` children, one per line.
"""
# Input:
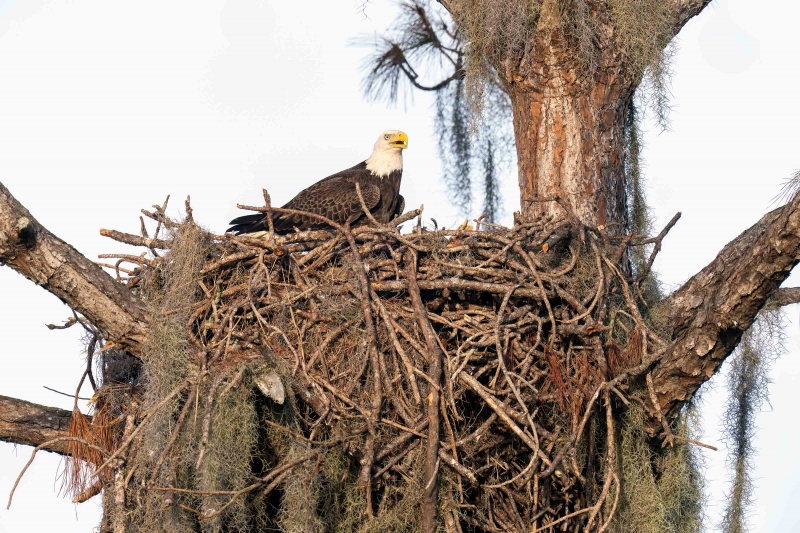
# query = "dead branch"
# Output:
<box><xmin>770</xmin><ymin>287</ymin><xmax>800</xmax><ymax>307</ymax></box>
<box><xmin>99</xmin><ymin>228</ymin><xmax>171</xmax><ymax>249</ymax></box>
<box><xmin>7</xmin><ymin>436</ymin><xmax>110</xmax><ymax>509</ymax></box>
<box><xmin>404</xmin><ymin>249</ymin><xmax>445</xmax><ymax>533</ymax></box>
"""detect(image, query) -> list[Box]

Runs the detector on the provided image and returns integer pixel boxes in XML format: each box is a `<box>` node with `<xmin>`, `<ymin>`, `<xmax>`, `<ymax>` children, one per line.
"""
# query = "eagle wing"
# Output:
<box><xmin>393</xmin><ymin>194</ymin><xmax>405</xmax><ymax>220</ymax></box>
<box><xmin>274</xmin><ymin>176</ymin><xmax>381</xmax><ymax>232</ymax></box>
<box><xmin>228</xmin><ymin>166</ymin><xmax>382</xmax><ymax>235</ymax></box>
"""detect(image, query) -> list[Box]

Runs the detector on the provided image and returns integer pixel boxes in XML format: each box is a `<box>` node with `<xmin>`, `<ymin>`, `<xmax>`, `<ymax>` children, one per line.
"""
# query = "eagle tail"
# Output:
<box><xmin>227</xmin><ymin>213</ymin><xmax>268</xmax><ymax>235</ymax></box>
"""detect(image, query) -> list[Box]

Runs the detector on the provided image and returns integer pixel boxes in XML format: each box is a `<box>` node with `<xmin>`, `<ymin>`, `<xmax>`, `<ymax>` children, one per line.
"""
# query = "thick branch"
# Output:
<box><xmin>771</xmin><ymin>287</ymin><xmax>800</xmax><ymax>307</ymax></box>
<box><xmin>652</xmin><ymin>194</ymin><xmax>800</xmax><ymax>422</ymax></box>
<box><xmin>404</xmin><ymin>253</ymin><xmax>444</xmax><ymax>533</ymax></box>
<box><xmin>668</xmin><ymin>0</ymin><xmax>714</xmax><ymax>40</ymax></box>
<box><xmin>0</xmin><ymin>182</ymin><xmax>147</xmax><ymax>353</ymax></box>
<box><xmin>0</xmin><ymin>395</ymin><xmax>77</xmax><ymax>455</ymax></box>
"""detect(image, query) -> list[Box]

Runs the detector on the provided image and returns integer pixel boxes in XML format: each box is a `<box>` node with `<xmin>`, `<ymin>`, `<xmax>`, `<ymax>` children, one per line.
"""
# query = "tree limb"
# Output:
<box><xmin>770</xmin><ymin>287</ymin><xmax>800</xmax><ymax>307</ymax></box>
<box><xmin>404</xmin><ymin>251</ymin><xmax>444</xmax><ymax>533</ymax></box>
<box><xmin>652</xmin><ymin>193</ymin><xmax>800</xmax><ymax>423</ymax></box>
<box><xmin>0</xmin><ymin>182</ymin><xmax>148</xmax><ymax>354</ymax></box>
<box><xmin>668</xmin><ymin>0</ymin><xmax>714</xmax><ymax>40</ymax></box>
<box><xmin>0</xmin><ymin>395</ymin><xmax>78</xmax><ymax>455</ymax></box>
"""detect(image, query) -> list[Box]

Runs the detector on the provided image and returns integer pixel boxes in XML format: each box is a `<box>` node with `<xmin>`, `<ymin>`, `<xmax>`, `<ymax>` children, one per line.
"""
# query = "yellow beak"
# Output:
<box><xmin>391</xmin><ymin>131</ymin><xmax>409</xmax><ymax>149</ymax></box>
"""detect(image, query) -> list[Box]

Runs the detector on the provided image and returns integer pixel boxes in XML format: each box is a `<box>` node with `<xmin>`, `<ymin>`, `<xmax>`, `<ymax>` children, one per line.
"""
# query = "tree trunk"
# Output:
<box><xmin>502</xmin><ymin>3</ymin><xmax>633</xmax><ymax>227</ymax></box>
<box><xmin>652</xmin><ymin>199</ymin><xmax>800</xmax><ymax>423</ymax></box>
<box><xmin>497</xmin><ymin>0</ymin><xmax>713</xmax><ymax>227</ymax></box>
<box><xmin>509</xmin><ymin>78</ymin><xmax>631</xmax><ymax>227</ymax></box>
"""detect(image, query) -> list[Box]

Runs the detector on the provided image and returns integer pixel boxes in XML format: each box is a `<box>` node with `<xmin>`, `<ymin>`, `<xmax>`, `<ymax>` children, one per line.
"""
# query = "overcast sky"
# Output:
<box><xmin>0</xmin><ymin>1</ymin><xmax>798</xmax><ymax>531</ymax></box>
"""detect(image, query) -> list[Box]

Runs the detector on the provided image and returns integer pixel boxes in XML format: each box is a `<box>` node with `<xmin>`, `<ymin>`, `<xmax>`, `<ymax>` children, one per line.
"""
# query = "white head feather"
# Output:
<box><xmin>365</xmin><ymin>130</ymin><xmax>408</xmax><ymax>178</ymax></box>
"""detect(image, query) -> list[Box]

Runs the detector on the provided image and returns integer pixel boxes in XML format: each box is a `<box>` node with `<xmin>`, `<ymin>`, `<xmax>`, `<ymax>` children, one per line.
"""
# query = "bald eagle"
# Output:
<box><xmin>228</xmin><ymin>130</ymin><xmax>408</xmax><ymax>236</ymax></box>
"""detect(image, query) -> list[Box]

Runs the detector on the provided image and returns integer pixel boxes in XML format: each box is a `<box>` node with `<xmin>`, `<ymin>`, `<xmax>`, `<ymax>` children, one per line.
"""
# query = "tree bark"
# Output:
<box><xmin>405</xmin><ymin>257</ymin><xmax>445</xmax><ymax>533</ymax></box>
<box><xmin>0</xmin><ymin>181</ymin><xmax>148</xmax><ymax>354</ymax></box>
<box><xmin>487</xmin><ymin>0</ymin><xmax>715</xmax><ymax>227</ymax></box>
<box><xmin>0</xmin><ymin>395</ymin><xmax>76</xmax><ymax>455</ymax></box>
<box><xmin>671</xmin><ymin>0</ymin><xmax>715</xmax><ymax>33</ymax></box>
<box><xmin>652</xmin><ymin>193</ymin><xmax>800</xmax><ymax>423</ymax></box>
<box><xmin>771</xmin><ymin>287</ymin><xmax>800</xmax><ymax>307</ymax></box>
<box><xmin>501</xmin><ymin>2</ymin><xmax>633</xmax><ymax>227</ymax></box>
<box><xmin>508</xmin><ymin>76</ymin><xmax>630</xmax><ymax>228</ymax></box>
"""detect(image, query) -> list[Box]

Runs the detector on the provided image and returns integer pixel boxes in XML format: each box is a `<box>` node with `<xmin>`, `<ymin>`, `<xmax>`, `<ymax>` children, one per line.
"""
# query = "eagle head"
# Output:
<box><xmin>377</xmin><ymin>130</ymin><xmax>409</xmax><ymax>150</ymax></box>
<box><xmin>366</xmin><ymin>130</ymin><xmax>408</xmax><ymax>177</ymax></box>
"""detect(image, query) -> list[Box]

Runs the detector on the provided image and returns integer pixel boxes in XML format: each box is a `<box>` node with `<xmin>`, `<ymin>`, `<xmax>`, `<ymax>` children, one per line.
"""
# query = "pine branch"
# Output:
<box><xmin>651</xmin><ymin>191</ymin><xmax>800</xmax><ymax>423</ymax></box>
<box><xmin>0</xmin><ymin>395</ymin><xmax>79</xmax><ymax>455</ymax></box>
<box><xmin>669</xmin><ymin>0</ymin><xmax>714</xmax><ymax>39</ymax></box>
<box><xmin>0</xmin><ymin>181</ymin><xmax>148</xmax><ymax>354</ymax></box>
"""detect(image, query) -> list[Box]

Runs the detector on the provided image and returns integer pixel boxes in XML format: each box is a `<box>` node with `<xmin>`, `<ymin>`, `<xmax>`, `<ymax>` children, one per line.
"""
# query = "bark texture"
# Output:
<box><xmin>653</xmin><ymin>193</ymin><xmax>800</xmax><ymax>421</ymax></box>
<box><xmin>508</xmin><ymin>74</ymin><xmax>630</xmax><ymax>228</ymax></box>
<box><xmin>470</xmin><ymin>0</ymin><xmax>713</xmax><ymax>227</ymax></box>
<box><xmin>0</xmin><ymin>181</ymin><xmax>148</xmax><ymax>354</ymax></box>
<box><xmin>771</xmin><ymin>287</ymin><xmax>800</xmax><ymax>307</ymax></box>
<box><xmin>504</xmin><ymin>2</ymin><xmax>631</xmax><ymax>227</ymax></box>
<box><xmin>671</xmin><ymin>0</ymin><xmax>715</xmax><ymax>32</ymax></box>
<box><xmin>0</xmin><ymin>395</ymin><xmax>76</xmax><ymax>454</ymax></box>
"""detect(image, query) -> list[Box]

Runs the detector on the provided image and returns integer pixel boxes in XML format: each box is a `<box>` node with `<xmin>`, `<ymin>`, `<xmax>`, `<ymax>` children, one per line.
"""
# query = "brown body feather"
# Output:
<box><xmin>228</xmin><ymin>162</ymin><xmax>404</xmax><ymax>235</ymax></box>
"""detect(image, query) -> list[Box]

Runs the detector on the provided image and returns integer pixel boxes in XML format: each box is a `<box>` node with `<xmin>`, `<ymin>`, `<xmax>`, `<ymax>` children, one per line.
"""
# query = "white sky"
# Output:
<box><xmin>0</xmin><ymin>0</ymin><xmax>798</xmax><ymax>531</ymax></box>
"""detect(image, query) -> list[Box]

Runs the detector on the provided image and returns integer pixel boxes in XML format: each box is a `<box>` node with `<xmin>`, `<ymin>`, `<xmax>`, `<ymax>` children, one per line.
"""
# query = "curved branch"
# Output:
<box><xmin>0</xmin><ymin>395</ymin><xmax>78</xmax><ymax>455</ymax></box>
<box><xmin>652</xmin><ymin>193</ymin><xmax>800</xmax><ymax>423</ymax></box>
<box><xmin>0</xmin><ymin>182</ymin><xmax>148</xmax><ymax>354</ymax></box>
<box><xmin>401</xmin><ymin>63</ymin><xmax>463</xmax><ymax>92</ymax></box>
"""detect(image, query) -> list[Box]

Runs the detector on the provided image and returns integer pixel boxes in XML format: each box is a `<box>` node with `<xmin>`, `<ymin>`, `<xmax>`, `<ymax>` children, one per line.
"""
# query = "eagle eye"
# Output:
<box><xmin>384</xmin><ymin>134</ymin><xmax>390</xmax><ymax>140</ymax></box>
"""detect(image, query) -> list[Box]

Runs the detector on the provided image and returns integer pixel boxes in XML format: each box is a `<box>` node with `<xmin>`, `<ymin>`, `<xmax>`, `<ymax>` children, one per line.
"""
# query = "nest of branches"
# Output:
<box><xmin>50</xmin><ymin>195</ymin><xmax>706</xmax><ymax>532</ymax></box>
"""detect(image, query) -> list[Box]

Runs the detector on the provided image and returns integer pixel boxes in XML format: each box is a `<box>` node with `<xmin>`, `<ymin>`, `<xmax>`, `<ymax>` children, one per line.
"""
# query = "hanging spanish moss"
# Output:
<box><xmin>611</xmin><ymin>403</ymin><xmax>705</xmax><ymax>533</ymax></box>
<box><xmin>624</xmin><ymin>101</ymin><xmax>653</xmax><ymax>271</ymax></box>
<box><xmin>359</xmin><ymin>0</ymin><xmax>515</xmax><ymax>221</ymax></box>
<box><xmin>721</xmin><ymin>310</ymin><xmax>784</xmax><ymax>533</ymax></box>
<box><xmin>481</xmin><ymin>139</ymin><xmax>501</xmax><ymax>223</ymax></box>
<box><xmin>434</xmin><ymin>77</ymin><xmax>473</xmax><ymax>214</ymax></box>
<box><xmin>432</xmin><ymin>78</ymin><xmax>513</xmax><ymax>219</ymax></box>
<box><xmin>607</xmin><ymin>0</ymin><xmax>675</xmax><ymax>81</ymax></box>
<box><xmin>636</xmin><ymin>42</ymin><xmax>677</xmax><ymax>132</ymax></box>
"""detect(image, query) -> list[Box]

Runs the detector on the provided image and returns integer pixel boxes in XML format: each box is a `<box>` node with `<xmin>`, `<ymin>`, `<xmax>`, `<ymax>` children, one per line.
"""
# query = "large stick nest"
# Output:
<box><xmin>63</xmin><ymin>196</ymin><xmax>700</xmax><ymax>532</ymax></box>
